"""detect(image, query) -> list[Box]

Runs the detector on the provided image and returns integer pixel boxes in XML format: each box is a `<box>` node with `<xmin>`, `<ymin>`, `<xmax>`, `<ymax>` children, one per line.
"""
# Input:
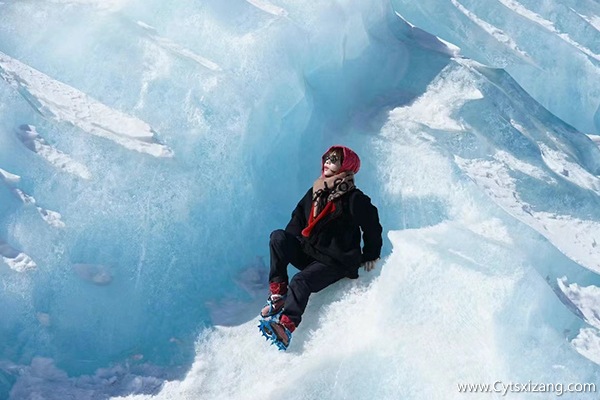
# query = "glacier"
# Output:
<box><xmin>1</xmin><ymin>0</ymin><xmax>600</xmax><ymax>399</ymax></box>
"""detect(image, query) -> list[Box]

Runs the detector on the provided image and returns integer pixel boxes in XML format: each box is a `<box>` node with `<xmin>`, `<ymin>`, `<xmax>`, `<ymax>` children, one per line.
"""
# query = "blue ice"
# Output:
<box><xmin>1</xmin><ymin>0</ymin><xmax>600</xmax><ymax>399</ymax></box>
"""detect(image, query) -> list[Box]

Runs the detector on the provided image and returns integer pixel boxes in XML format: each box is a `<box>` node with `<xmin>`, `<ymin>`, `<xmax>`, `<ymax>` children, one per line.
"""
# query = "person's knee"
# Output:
<box><xmin>270</xmin><ymin>229</ymin><xmax>286</xmax><ymax>244</ymax></box>
<box><xmin>292</xmin><ymin>272</ymin><xmax>339</xmax><ymax>294</ymax></box>
<box><xmin>270</xmin><ymin>229</ymin><xmax>285</xmax><ymax>241</ymax></box>
<box><xmin>289</xmin><ymin>273</ymin><xmax>311</xmax><ymax>292</ymax></box>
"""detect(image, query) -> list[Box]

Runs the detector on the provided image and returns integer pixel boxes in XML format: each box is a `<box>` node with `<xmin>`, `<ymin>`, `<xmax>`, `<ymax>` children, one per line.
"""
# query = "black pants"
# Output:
<box><xmin>269</xmin><ymin>229</ymin><xmax>346</xmax><ymax>326</ymax></box>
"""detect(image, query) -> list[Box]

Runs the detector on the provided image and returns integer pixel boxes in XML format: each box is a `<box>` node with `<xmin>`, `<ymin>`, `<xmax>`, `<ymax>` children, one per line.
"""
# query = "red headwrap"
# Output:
<box><xmin>321</xmin><ymin>145</ymin><xmax>361</xmax><ymax>177</ymax></box>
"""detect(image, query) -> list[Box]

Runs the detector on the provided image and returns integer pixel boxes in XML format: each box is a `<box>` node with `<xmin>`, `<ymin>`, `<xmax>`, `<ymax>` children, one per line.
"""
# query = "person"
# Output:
<box><xmin>259</xmin><ymin>145</ymin><xmax>383</xmax><ymax>349</ymax></box>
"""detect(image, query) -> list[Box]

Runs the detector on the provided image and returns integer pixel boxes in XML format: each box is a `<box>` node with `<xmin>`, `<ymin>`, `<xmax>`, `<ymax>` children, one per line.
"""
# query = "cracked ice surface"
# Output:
<box><xmin>0</xmin><ymin>240</ymin><xmax>36</xmax><ymax>272</ymax></box>
<box><xmin>16</xmin><ymin>125</ymin><xmax>92</xmax><ymax>180</ymax></box>
<box><xmin>0</xmin><ymin>51</ymin><xmax>173</xmax><ymax>158</ymax></box>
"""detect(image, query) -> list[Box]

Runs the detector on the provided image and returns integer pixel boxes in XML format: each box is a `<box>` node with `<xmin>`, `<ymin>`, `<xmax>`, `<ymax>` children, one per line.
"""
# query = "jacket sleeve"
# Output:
<box><xmin>351</xmin><ymin>191</ymin><xmax>383</xmax><ymax>263</ymax></box>
<box><xmin>285</xmin><ymin>188</ymin><xmax>311</xmax><ymax>237</ymax></box>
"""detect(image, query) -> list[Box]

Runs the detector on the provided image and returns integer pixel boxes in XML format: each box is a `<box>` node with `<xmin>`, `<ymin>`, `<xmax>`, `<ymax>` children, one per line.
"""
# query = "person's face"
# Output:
<box><xmin>323</xmin><ymin>151</ymin><xmax>342</xmax><ymax>177</ymax></box>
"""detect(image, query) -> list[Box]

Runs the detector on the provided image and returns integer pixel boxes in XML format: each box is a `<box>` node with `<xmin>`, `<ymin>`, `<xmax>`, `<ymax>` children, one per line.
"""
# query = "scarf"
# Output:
<box><xmin>301</xmin><ymin>171</ymin><xmax>356</xmax><ymax>238</ymax></box>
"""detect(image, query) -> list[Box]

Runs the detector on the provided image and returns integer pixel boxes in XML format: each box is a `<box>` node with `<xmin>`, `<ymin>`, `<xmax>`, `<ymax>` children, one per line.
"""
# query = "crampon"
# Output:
<box><xmin>258</xmin><ymin>319</ymin><xmax>292</xmax><ymax>351</ymax></box>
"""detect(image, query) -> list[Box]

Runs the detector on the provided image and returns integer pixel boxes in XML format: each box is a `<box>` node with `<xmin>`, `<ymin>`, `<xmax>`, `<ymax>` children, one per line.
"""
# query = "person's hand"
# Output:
<box><xmin>362</xmin><ymin>258</ymin><xmax>379</xmax><ymax>272</ymax></box>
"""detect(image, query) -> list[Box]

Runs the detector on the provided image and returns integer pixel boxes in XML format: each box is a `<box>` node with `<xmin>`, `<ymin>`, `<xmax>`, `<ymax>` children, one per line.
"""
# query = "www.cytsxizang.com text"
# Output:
<box><xmin>457</xmin><ymin>381</ymin><xmax>596</xmax><ymax>396</ymax></box>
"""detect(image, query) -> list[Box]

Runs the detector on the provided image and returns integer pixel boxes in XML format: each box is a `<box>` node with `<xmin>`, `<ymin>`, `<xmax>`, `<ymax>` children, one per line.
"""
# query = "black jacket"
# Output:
<box><xmin>285</xmin><ymin>187</ymin><xmax>383</xmax><ymax>277</ymax></box>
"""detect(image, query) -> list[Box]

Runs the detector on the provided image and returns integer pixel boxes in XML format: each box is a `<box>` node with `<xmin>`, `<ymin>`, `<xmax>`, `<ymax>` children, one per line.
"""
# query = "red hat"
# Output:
<box><xmin>321</xmin><ymin>145</ymin><xmax>361</xmax><ymax>176</ymax></box>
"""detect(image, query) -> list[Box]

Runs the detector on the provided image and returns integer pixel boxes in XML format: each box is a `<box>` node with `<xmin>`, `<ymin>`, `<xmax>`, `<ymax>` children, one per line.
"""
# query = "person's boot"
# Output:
<box><xmin>260</xmin><ymin>282</ymin><xmax>287</xmax><ymax>318</ymax></box>
<box><xmin>270</xmin><ymin>314</ymin><xmax>295</xmax><ymax>350</ymax></box>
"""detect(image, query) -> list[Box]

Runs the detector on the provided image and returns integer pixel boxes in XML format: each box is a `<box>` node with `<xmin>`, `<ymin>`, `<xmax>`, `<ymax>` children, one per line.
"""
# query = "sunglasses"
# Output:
<box><xmin>324</xmin><ymin>154</ymin><xmax>340</xmax><ymax>164</ymax></box>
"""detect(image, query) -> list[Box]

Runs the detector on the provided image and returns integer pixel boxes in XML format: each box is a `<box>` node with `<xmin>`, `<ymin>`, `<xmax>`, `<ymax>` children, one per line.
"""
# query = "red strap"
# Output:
<box><xmin>269</xmin><ymin>282</ymin><xmax>287</xmax><ymax>295</ymax></box>
<box><xmin>301</xmin><ymin>202</ymin><xmax>336</xmax><ymax>237</ymax></box>
<box><xmin>280</xmin><ymin>314</ymin><xmax>296</xmax><ymax>332</ymax></box>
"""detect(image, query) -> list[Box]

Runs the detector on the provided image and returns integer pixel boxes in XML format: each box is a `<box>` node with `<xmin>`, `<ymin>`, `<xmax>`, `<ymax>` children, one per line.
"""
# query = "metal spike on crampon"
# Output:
<box><xmin>269</xmin><ymin>322</ymin><xmax>292</xmax><ymax>351</ymax></box>
<box><xmin>273</xmin><ymin>336</ymin><xmax>289</xmax><ymax>351</ymax></box>
<box><xmin>258</xmin><ymin>319</ymin><xmax>275</xmax><ymax>341</ymax></box>
<box><xmin>258</xmin><ymin>319</ymin><xmax>292</xmax><ymax>351</ymax></box>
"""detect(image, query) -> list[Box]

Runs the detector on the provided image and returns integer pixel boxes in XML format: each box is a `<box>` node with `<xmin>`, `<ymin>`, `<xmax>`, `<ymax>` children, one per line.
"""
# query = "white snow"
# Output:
<box><xmin>136</xmin><ymin>21</ymin><xmax>222</xmax><ymax>72</ymax></box>
<box><xmin>17</xmin><ymin>125</ymin><xmax>92</xmax><ymax>180</ymax></box>
<box><xmin>2</xmin><ymin>1</ymin><xmax>600</xmax><ymax>398</ymax></box>
<box><xmin>36</xmin><ymin>207</ymin><xmax>66</xmax><ymax>229</ymax></box>
<box><xmin>586</xmin><ymin>134</ymin><xmax>600</xmax><ymax>148</ymax></box>
<box><xmin>575</xmin><ymin>11</ymin><xmax>600</xmax><ymax>32</ymax></box>
<box><xmin>113</xmin><ymin>224</ymin><xmax>549</xmax><ymax>400</ymax></box>
<box><xmin>557</xmin><ymin>277</ymin><xmax>600</xmax><ymax>330</ymax></box>
<box><xmin>450</xmin><ymin>0</ymin><xmax>529</xmax><ymax>59</ymax></box>
<box><xmin>497</xmin><ymin>0</ymin><xmax>600</xmax><ymax>62</ymax></box>
<box><xmin>12</xmin><ymin>188</ymin><xmax>35</xmax><ymax>206</ymax></box>
<box><xmin>0</xmin><ymin>168</ymin><xmax>21</xmax><ymax>185</ymax></box>
<box><xmin>498</xmin><ymin>0</ymin><xmax>561</xmax><ymax>31</ymax></box>
<box><xmin>244</xmin><ymin>0</ymin><xmax>288</xmax><ymax>17</ymax></box>
<box><xmin>539</xmin><ymin>142</ymin><xmax>600</xmax><ymax>193</ymax></box>
<box><xmin>2</xmin><ymin>253</ymin><xmax>36</xmax><ymax>272</ymax></box>
<box><xmin>388</xmin><ymin>64</ymin><xmax>483</xmax><ymax>132</ymax></box>
<box><xmin>394</xmin><ymin>12</ymin><xmax>461</xmax><ymax>57</ymax></box>
<box><xmin>572</xmin><ymin>328</ymin><xmax>600</xmax><ymax>365</ymax></box>
<box><xmin>493</xmin><ymin>150</ymin><xmax>552</xmax><ymax>183</ymax></box>
<box><xmin>0</xmin><ymin>240</ymin><xmax>37</xmax><ymax>272</ymax></box>
<box><xmin>13</xmin><ymin>189</ymin><xmax>66</xmax><ymax>228</ymax></box>
<box><xmin>0</xmin><ymin>51</ymin><xmax>173</xmax><ymax>158</ymax></box>
<box><xmin>456</xmin><ymin>156</ymin><xmax>600</xmax><ymax>274</ymax></box>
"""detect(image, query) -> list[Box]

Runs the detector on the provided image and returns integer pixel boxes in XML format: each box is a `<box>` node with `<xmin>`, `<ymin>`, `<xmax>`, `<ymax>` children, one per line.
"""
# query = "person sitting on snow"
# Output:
<box><xmin>260</xmin><ymin>145</ymin><xmax>383</xmax><ymax>349</ymax></box>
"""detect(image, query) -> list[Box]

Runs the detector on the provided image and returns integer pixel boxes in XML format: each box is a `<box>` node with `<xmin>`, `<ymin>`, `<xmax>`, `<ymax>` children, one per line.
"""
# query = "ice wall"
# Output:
<box><xmin>1</xmin><ymin>0</ymin><xmax>600</xmax><ymax>399</ymax></box>
<box><xmin>390</xmin><ymin>0</ymin><xmax>600</xmax><ymax>135</ymax></box>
